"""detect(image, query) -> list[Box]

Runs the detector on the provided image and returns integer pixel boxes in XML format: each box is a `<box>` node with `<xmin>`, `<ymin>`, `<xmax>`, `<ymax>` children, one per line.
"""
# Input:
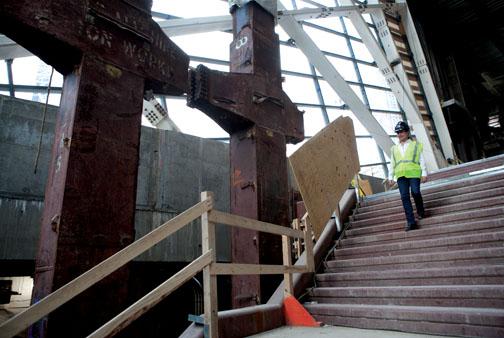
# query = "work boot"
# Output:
<box><xmin>418</xmin><ymin>211</ymin><xmax>425</xmax><ymax>219</ymax></box>
<box><xmin>405</xmin><ymin>223</ymin><xmax>417</xmax><ymax>232</ymax></box>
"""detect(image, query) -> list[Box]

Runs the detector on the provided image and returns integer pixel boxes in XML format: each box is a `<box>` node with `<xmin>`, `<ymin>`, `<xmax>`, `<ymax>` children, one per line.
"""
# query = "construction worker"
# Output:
<box><xmin>388</xmin><ymin>121</ymin><xmax>427</xmax><ymax>231</ymax></box>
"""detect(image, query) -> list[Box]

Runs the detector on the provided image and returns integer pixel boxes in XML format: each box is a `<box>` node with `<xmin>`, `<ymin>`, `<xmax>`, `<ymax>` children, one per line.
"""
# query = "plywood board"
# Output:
<box><xmin>358</xmin><ymin>177</ymin><xmax>373</xmax><ymax>196</ymax></box>
<box><xmin>289</xmin><ymin>117</ymin><xmax>359</xmax><ymax>239</ymax></box>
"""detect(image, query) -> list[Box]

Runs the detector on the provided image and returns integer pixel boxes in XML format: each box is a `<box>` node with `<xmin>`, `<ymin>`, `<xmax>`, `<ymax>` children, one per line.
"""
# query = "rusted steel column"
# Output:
<box><xmin>229</xmin><ymin>2</ymin><xmax>294</xmax><ymax>308</ymax></box>
<box><xmin>189</xmin><ymin>1</ymin><xmax>304</xmax><ymax>308</ymax></box>
<box><xmin>0</xmin><ymin>1</ymin><xmax>189</xmax><ymax>337</ymax></box>
<box><xmin>230</xmin><ymin>126</ymin><xmax>290</xmax><ymax>306</ymax></box>
<box><xmin>31</xmin><ymin>55</ymin><xmax>145</xmax><ymax>337</ymax></box>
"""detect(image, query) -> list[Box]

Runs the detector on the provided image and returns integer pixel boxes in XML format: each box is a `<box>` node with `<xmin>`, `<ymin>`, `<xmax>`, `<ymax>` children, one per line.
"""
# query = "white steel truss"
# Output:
<box><xmin>396</xmin><ymin>0</ymin><xmax>456</xmax><ymax>161</ymax></box>
<box><xmin>0</xmin><ymin>3</ymin><xmax>402</xmax><ymax>59</ymax></box>
<box><xmin>278</xmin><ymin>0</ymin><xmax>395</xmax><ymax>157</ymax></box>
<box><xmin>339</xmin><ymin>0</ymin><xmax>441</xmax><ymax>171</ymax></box>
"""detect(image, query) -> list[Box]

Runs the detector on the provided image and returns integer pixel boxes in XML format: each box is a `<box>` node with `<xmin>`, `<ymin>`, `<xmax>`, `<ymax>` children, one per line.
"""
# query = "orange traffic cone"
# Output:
<box><xmin>283</xmin><ymin>293</ymin><xmax>322</xmax><ymax>327</ymax></box>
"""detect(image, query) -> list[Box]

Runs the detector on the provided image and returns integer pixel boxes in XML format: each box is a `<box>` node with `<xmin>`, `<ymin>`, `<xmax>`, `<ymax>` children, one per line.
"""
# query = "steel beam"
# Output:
<box><xmin>396</xmin><ymin>0</ymin><xmax>456</xmax><ymax>161</ymax></box>
<box><xmin>370</xmin><ymin>10</ymin><xmax>416</xmax><ymax>105</ymax></box>
<box><xmin>5</xmin><ymin>59</ymin><xmax>14</xmax><ymax>96</ymax></box>
<box><xmin>278</xmin><ymin>1</ymin><xmax>394</xmax><ymax>157</ymax></box>
<box><xmin>278</xmin><ymin>3</ymin><xmax>399</xmax><ymax>21</ymax></box>
<box><xmin>157</xmin><ymin>15</ymin><xmax>232</xmax><ymax>36</ymax></box>
<box><xmin>339</xmin><ymin>0</ymin><xmax>440</xmax><ymax>171</ymax></box>
<box><xmin>0</xmin><ymin>35</ymin><xmax>31</xmax><ymax>59</ymax></box>
<box><xmin>0</xmin><ymin>3</ymin><xmax>404</xmax><ymax>60</ymax></box>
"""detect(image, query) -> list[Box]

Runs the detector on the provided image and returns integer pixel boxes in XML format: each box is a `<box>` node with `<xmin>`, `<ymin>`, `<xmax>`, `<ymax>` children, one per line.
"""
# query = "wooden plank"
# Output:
<box><xmin>211</xmin><ymin>263</ymin><xmax>307</xmax><ymax>275</ymax></box>
<box><xmin>291</xmin><ymin>219</ymin><xmax>302</xmax><ymax>258</ymax></box>
<box><xmin>289</xmin><ymin>116</ymin><xmax>359</xmax><ymax>239</ymax></box>
<box><xmin>87</xmin><ymin>250</ymin><xmax>213</xmax><ymax>338</ymax></box>
<box><xmin>282</xmin><ymin>236</ymin><xmax>293</xmax><ymax>295</ymax></box>
<box><xmin>209</xmin><ymin>209</ymin><xmax>304</xmax><ymax>238</ymax></box>
<box><xmin>304</xmin><ymin>219</ymin><xmax>315</xmax><ymax>273</ymax></box>
<box><xmin>292</xmin><ymin>219</ymin><xmax>300</xmax><ymax>231</ymax></box>
<box><xmin>201</xmin><ymin>191</ymin><xmax>218</xmax><ymax>338</ymax></box>
<box><xmin>0</xmin><ymin>199</ymin><xmax>212</xmax><ymax>338</ymax></box>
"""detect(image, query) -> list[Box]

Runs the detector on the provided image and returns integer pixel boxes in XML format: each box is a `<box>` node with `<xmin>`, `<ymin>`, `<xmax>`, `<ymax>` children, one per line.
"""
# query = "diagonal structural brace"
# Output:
<box><xmin>0</xmin><ymin>2</ymin><xmax>404</xmax><ymax>59</ymax></box>
<box><xmin>339</xmin><ymin>0</ymin><xmax>440</xmax><ymax>171</ymax></box>
<box><xmin>370</xmin><ymin>8</ymin><xmax>455</xmax><ymax>162</ymax></box>
<box><xmin>278</xmin><ymin>1</ymin><xmax>394</xmax><ymax>157</ymax></box>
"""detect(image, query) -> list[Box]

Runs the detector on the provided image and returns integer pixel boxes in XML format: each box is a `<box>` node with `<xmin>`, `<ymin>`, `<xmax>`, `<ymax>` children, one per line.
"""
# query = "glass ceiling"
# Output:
<box><xmin>0</xmin><ymin>0</ymin><xmax>405</xmax><ymax>179</ymax></box>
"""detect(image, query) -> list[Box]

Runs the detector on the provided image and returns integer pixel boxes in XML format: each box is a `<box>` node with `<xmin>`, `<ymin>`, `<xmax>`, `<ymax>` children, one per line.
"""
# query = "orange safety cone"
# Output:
<box><xmin>283</xmin><ymin>293</ymin><xmax>322</xmax><ymax>327</ymax></box>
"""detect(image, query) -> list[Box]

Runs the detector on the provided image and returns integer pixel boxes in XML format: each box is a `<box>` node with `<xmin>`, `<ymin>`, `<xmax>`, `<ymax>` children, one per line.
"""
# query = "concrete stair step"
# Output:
<box><xmin>333</xmin><ymin>230</ymin><xmax>504</xmax><ymax>259</ymax></box>
<box><xmin>353</xmin><ymin>186</ymin><xmax>504</xmax><ymax>221</ymax></box>
<box><xmin>315</xmin><ymin>265</ymin><xmax>504</xmax><ymax>287</ymax></box>
<box><xmin>428</xmin><ymin>155</ymin><xmax>504</xmax><ymax>181</ymax></box>
<box><xmin>346</xmin><ymin>206</ymin><xmax>504</xmax><ymax>237</ymax></box>
<box><xmin>359</xmin><ymin>176</ymin><xmax>504</xmax><ymax>213</ymax></box>
<box><xmin>308</xmin><ymin>285</ymin><xmax>504</xmax><ymax>308</ymax></box>
<box><xmin>340</xmin><ymin>218</ymin><xmax>504</xmax><ymax>248</ymax></box>
<box><xmin>360</xmin><ymin>171</ymin><xmax>504</xmax><ymax>208</ymax></box>
<box><xmin>304</xmin><ymin>165</ymin><xmax>504</xmax><ymax>337</ymax></box>
<box><xmin>304</xmin><ymin>303</ymin><xmax>504</xmax><ymax>337</ymax></box>
<box><xmin>346</xmin><ymin>214</ymin><xmax>501</xmax><ymax>238</ymax></box>
<box><xmin>326</xmin><ymin>247</ymin><xmax>504</xmax><ymax>273</ymax></box>
<box><xmin>350</xmin><ymin>195</ymin><xmax>504</xmax><ymax>227</ymax></box>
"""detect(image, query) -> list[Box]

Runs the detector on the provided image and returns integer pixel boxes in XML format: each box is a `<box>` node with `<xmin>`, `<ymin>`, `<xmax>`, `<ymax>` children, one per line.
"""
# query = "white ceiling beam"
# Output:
<box><xmin>396</xmin><ymin>0</ymin><xmax>456</xmax><ymax>161</ymax></box>
<box><xmin>0</xmin><ymin>2</ymin><xmax>401</xmax><ymax>59</ymax></box>
<box><xmin>156</xmin><ymin>4</ymin><xmax>394</xmax><ymax>36</ymax></box>
<box><xmin>278</xmin><ymin>4</ymin><xmax>393</xmax><ymax>20</ymax></box>
<box><xmin>278</xmin><ymin>1</ymin><xmax>394</xmax><ymax>157</ymax></box>
<box><xmin>0</xmin><ymin>35</ymin><xmax>32</xmax><ymax>59</ymax></box>
<box><xmin>371</xmin><ymin>8</ymin><xmax>455</xmax><ymax>163</ymax></box>
<box><xmin>157</xmin><ymin>15</ymin><xmax>232</xmax><ymax>36</ymax></box>
<box><xmin>370</xmin><ymin>10</ymin><xmax>416</xmax><ymax>104</ymax></box>
<box><xmin>339</xmin><ymin>0</ymin><xmax>441</xmax><ymax>171</ymax></box>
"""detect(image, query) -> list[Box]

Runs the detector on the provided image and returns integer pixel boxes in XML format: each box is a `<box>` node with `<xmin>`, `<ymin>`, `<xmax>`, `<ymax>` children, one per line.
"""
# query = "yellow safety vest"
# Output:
<box><xmin>391</xmin><ymin>141</ymin><xmax>423</xmax><ymax>179</ymax></box>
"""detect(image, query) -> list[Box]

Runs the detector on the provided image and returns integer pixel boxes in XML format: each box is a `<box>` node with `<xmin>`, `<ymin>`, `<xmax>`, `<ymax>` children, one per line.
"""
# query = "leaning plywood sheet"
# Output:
<box><xmin>289</xmin><ymin>116</ymin><xmax>359</xmax><ymax>239</ymax></box>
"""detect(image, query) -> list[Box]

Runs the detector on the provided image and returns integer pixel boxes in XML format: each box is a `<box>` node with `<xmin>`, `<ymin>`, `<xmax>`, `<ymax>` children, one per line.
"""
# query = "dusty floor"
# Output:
<box><xmin>247</xmin><ymin>326</ymin><xmax>453</xmax><ymax>338</ymax></box>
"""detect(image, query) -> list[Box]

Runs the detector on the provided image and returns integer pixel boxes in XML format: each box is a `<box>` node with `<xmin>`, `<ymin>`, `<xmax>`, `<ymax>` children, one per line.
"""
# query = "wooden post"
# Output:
<box><xmin>282</xmin><ymin>235</ymin><xmax>294</xmax><ymax>296</ymax></box>
<box><xmin>292</xmin><ymin>219</ymin><xmax>302</xmax><ymax>259</ymax></box>
<box><xmin>303</xmin><ymin>217</ymin><xmax>315</xmax><ymax>273</ymax></box>
<box><xmin>201</xmin><ymin>191</ymin><xmax>218</xmax><ymax>338</ymax></box>
<box><xmin>0</xmin><ymin>200</ymin><xmax>211</xmax><ymax>338</ymax></box>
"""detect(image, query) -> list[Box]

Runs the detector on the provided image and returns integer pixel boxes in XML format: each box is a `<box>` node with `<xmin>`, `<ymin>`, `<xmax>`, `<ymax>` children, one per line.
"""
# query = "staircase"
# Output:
<box><xmin>304</xmin><ymin>169</ymin><xmax>504</xmax><ymax>337</ymax></box>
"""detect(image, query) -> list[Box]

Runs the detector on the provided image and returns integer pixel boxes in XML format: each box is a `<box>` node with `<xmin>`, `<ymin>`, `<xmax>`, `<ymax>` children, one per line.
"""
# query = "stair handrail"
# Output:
<box><xmin>0</xmin><ymin>192</ymin><xmax>315</xmax><ymax>338</ymax></box>
<box><xmin>196</xmin><ymin>192</ymin><xmax>314</xmax><ymax>337</ymax></box>
<box><xmin>0</xmin><ymin>198</ymin><xmax>213</xmax><ymax>338</ymax></box>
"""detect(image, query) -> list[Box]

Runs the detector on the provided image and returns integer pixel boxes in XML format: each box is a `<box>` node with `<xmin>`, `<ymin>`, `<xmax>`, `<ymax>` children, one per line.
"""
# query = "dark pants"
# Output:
<box><xmin>397</xmin><ymin>177</ymin><xmax>425</xmax><ymax>226</ymax></box>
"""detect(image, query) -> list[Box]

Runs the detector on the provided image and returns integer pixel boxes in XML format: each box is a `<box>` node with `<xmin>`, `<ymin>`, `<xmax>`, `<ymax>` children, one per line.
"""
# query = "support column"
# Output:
<box><xmin>230</xmin><ymin>125</ymin><xmax>289</xmax><ymax>307</ymax></box>
<box><xmin>32</xmin><ymin>55</ymin><xmax>144</xmax><ymax>337</ymax></box>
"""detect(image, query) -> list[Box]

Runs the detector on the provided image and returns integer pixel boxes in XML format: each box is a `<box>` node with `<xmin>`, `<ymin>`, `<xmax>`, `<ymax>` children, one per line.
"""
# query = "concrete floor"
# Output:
<box><xmin>247</xmin><ymin>326</ymin><xmax>453</xmax><ymax>338</ymax></box>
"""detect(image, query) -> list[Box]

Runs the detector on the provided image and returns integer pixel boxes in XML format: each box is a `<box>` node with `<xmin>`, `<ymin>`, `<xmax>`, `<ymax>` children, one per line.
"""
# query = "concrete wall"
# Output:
<box><xmin>0</xmin><ymin>95</ymin><xmax>230</xmax><ymax>263</ymax></box>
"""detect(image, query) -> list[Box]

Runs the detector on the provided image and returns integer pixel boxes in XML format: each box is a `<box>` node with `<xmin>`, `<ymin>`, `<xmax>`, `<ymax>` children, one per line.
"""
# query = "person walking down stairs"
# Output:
<box><xmin>387</xmin><ymin>121</ymin><xmax>427</xmax><ymax>231</ymax></box>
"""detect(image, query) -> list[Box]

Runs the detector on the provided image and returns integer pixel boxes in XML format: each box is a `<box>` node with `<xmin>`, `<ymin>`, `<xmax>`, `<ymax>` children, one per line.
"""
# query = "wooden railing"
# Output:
<box><xmin>0</xmin><ymin>192</ymin><xmax>314</xmax><ymax>338</ymax></box>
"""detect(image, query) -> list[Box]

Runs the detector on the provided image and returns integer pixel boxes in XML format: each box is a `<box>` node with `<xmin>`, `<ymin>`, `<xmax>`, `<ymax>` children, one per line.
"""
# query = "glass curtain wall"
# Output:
<box><xmin>0</xmin><ymin>0</ymin><xmax>405</xmax><ymax>179</ymax></box>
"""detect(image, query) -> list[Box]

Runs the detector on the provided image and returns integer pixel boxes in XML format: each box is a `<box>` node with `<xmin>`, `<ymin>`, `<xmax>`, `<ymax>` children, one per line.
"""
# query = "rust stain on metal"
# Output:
<box><xmin>50</xmin><ymin>215</ymin><xmax>60</xmax><ymax>233</ymax></box>
<box><xmin>105</xmin><ymin>64</ymin><xmax>122</xmax><ymax>78</ymax></box>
